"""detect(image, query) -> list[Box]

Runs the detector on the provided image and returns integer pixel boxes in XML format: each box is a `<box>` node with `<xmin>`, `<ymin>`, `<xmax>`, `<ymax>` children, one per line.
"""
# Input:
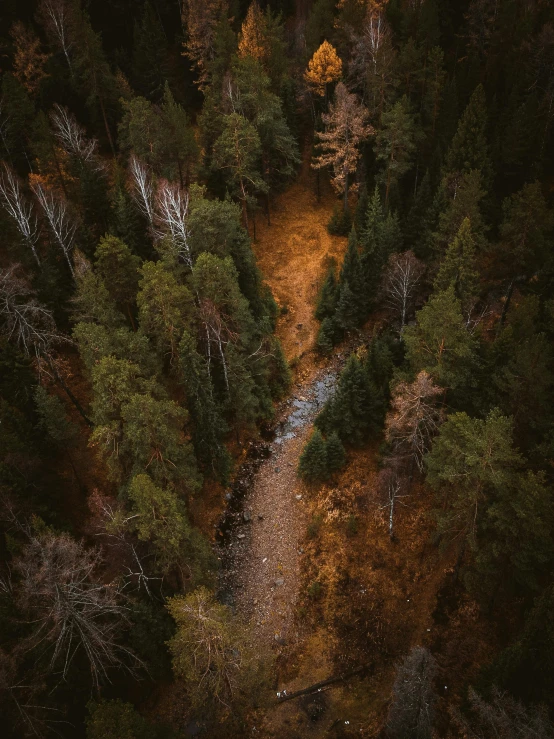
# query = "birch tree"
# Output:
<box><xmin>383</xmin><ymin>250</ymin><xmax>425</xmax><ymax>333</ymax></box>
<box><xmin>37</xmin><ymin>0</ymin><xmax>74</xmax><ymax>75</ymax></box>
<box><xmin>32</xmin><ymin>182</ymin><xmax>77</xmax><ymax>276</ymax></box>
<box><xmin>0</xmin><ymin>165</ymin><xmax>40</xmax><ymax>266</ymax></box>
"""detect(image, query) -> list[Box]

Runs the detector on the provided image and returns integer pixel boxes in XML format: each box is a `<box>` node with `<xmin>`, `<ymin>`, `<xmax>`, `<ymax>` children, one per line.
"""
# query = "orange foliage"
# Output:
<box><xmin>11</xmin><ymin>22</ymin><xmax>50</xmax><ymax>95</ymax></box>
<box><xmin>238</xmin><ymin>1</ymin><xmax>267</xmax><ymax>63</ymax></box>
<box><xmin>304</xmin><ymin>41</ymin><xmax>342</xmax><ymax>97</ymax></box>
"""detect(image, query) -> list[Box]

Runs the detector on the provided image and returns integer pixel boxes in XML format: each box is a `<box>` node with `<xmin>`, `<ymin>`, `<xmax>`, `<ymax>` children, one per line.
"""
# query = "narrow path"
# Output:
<box><xmin>219</xmin><ymin>174</ymin><xmax>345</xmax><ymax>650</ymax></box>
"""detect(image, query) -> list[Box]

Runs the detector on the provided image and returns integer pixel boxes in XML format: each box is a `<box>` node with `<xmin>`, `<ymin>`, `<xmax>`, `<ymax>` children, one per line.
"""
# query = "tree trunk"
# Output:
<box><xmin>47</xmin><ymin>357</ymin><xmax>93</xmax><ymax>428</ymax></box>
<box><xmin>98</xmin><ymin>93</ymin><xmax>116</xmax><ymax>157</ymax></box>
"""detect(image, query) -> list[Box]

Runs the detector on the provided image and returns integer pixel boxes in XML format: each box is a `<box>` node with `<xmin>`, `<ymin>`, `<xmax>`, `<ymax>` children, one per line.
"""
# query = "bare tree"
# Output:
<box><xmin>154</xmin><ymin>179</ymin><xmax>193</xmax><ymax>267</ymax></box>
<box><xmin>129</xmin><ymin>154</ymin><xmax>155</xmax><ymax>228</ymax></box>
<box><xmin>49</xmin><ymin>104</ymin><xmax>99</xmax><ymax>164</ymax></box>
<box><xmin>378</xmin><ymin>462</ymin><xmax>408</xmax><ymax>539</ymax></box>
<box><xmin>32</xmin><ymin>183</ymin><xmax>77</xmax><ymax>277</ymax></box>
<box><xmin>387</xmin><ymin>646</ymin><xmax>438</xmax><ymax>739</ymax></box>
<box><xmin>14</xmin><ymin>530</ymin><xmax>138</xmax><ymax>688</ymax></box>
<box><xmin>383</xmin><ymin>250</ymin><xmax>425</xmax><ymax>334</ymax></box>
<box><xmin>385</xmin><ymin>371</ymin><xmax>445</xmax><ymax>473</ymax></box>
<box><xmin>37</xmin><ymin>0</ymin><xmax>74</xmax><ymax>75</ymax></box>
<box><xmin>451</xmin><ymin>686</ymin><xmax>553</xmax><ymax>739</ymax></box>
<box><xmin>0</xmin><ymin>265</ymin><xmax>61</xmax><ymax>354</ymax></box>
<box><xmin>0</xmin><ymin>165</ymin><xmax>40</xmax><ymax>266</ymax></box>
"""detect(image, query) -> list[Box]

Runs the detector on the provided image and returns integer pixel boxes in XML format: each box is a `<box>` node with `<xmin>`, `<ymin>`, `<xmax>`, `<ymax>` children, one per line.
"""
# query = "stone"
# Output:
<box><xmin>237</xmin><ymin>533</ymin><xmax>246</xmax><ymax>540</ymax></box>
<box><xmin>224</xmin><ymin>493</ymin><xmax>232</xmax><ymax>501</ymax></box>
<box><xmin>275</xmin><ymin>467</ymin><xmax>280</xmax><ymax>473</ymax></box>
<box><xmin>295</xmin><ymin>494</ymin><xmax>302</xmax><ymax>500</ymax></box>
<box><xmin>258</xmin><ymin>514</ymin><xmax>264</xmax><ymax>520</ymax></box>
<box><xmin>274</xmin><ymin>578</ymin><xmax>284</xmax><ymax>586</ymax></box>
<box><xmin>243</xmin><ymin>511</ymin><xmax>251</xmax><ymax>522</ymax></box>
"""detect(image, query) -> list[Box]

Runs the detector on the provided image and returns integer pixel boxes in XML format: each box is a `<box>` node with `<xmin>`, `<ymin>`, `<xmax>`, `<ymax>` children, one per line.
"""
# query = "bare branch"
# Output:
<box><xmin>49</xmin><ymin>104</ymin><xmax>99</xmax><ymax>165</ymax></box>
<box><xmin>32</xmin><ymin>183</ymin><xmax>77</xmax><ymax>277</ymax></box>
<box><xmin>128</xmin><ymin>154</ymin><xmax>155</xmax><ymax>228</ymax></box>
<box><xmin>0</xmin><ymin>165</ymin><xmax>40</xmax><ymax>266</ymax></box>
<box><xmin>154</xmin><ymin>179</ymin><xmax>193</xmax><ymax>267</ymax></box>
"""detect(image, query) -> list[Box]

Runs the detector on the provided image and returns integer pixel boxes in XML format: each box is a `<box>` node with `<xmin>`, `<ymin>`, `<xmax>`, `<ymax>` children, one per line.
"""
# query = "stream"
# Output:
<box><xmin>216</xmin><ymin>366</ymin><xmax>339</xmax><ymax>607</ymax></box>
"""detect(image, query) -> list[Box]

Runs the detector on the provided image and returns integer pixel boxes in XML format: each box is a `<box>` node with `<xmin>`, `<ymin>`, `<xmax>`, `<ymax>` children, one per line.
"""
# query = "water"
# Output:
<box><xmin>215</xmin><ymin>368</ymin><xmax>338</xmax><ymax>606</ymax></box>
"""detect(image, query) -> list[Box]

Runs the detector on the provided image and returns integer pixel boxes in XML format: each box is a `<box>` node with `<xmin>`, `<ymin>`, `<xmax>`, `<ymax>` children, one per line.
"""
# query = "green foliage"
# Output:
<box><xmin>426</xmin><ymin>409</ymin><xmax>552</xmax><ymax>595</ymax></box>
<box><xmin>434</xmin><ymin>217</ymin><xmax>480</xmax><ymax>315</ymax></box>
<box><xmin>326</xmin><ymin>431</ymin><xmax>346</xmax><ymax>473</ymax></box>
<box><xmin>316</xmin><ymin>315</ymin><xmax>340</xmax><ymax>354</ymax></box>
<box><xmin>445</xmin><ymin>84</ymin><xmax>492</xmax><ymax>184</ymax></box>
<box><xmin>316</xmin><ymin>354</ymin><xmax>384</xmax><ymax>446</ymax></box>
<box><xmin>128</xmin><ymin>473</ymin><xmax>191</xmax><ymax>570</ymax></box>
<box><xmin>34</xmin><ymin>386</ymin><xmax>76</xmax><ymax>445</ymax></box>
<box><xmin>95</xmin><ymin>235</ymin><xmax>141</xmax><ymax>317</ymax></box>
<box><xmin>298</xmin><ymin>429</ymin><xmax>328</xmax><ymax>481</ymax></box>
<box><xmin>166</xmin><ymin>587</ymin><xmax>255</xmax><ymax>710</ymax></box>
<box><xmin>374</xmin><ymin>96</ymin><xmax>418</xmax><ymax>208</ymax></box>
<box><xmin>315</xmin><ymin>263</ymin><xmax>339</xmax><ymax>321</ymax></box>
<box><xmin>404</xmin><ymin>285</ymin><xmax>478</xmax><ymax>391</ymax></box>
<box><xmin>86</xmin><ymin>699</ymin><xmax>150</xmax><ymax>739</ymax></box>
<box><xmin>327</xmin><ymin>203</ymin><xmax>352</xmax><ymax>235</ymax></box>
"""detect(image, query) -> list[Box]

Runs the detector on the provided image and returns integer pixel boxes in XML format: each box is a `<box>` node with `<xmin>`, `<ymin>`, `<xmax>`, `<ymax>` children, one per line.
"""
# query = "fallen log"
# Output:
<box><xmin>275</xmin><ymin>663</ymin><xmax>373</xmax><ymax>704</ymax></box>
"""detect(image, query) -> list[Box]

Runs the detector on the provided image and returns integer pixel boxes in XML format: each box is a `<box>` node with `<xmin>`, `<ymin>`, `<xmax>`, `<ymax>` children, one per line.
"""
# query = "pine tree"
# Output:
<box><xmin>499</xmin><ymin>181</ymin><xmax>553</xmax><ymax>275</ymax></box>
<box><xmin>433</xmin><ymin>169</ymin><xmax>488</xmax><ymax>254</ymax></box>
<box><xmin>298</xmin><ymin>429</ymin><xmax>328</xmax><ymax>481</ymax></box>
<box><xmin>434</xmin><ymin>217</ymin><xmax>480</xmax><ymax>317</ymax></box>
<box><xmin>95</xmin><ymin>235</ymin><xmax>141</xmax><ymax>327</ymax></box>
<box><xmin>337</xmin><ymin>227</ymin><xmax>365</xmax><ymax>324</ymax></box>
<box><xmin>128</xmin><ymin>473</ymin><xmax>191</xmax><ymax>571</ymax></box>
<box><xmin>326</xmin><ymin>431</ymin><xmax>346</xmax><ymax>473</ymax></box>
<box><xmin>403</xmin><ymin>285</ymin><xmax>477</xmax><ymax>391</ymax></box>
<box><xmin>444</xmin><ymin>83</ymin><xmax>492</xmax><ymax>184</ymax></box>
<box><xmin>131</xmin><ymin>2</ymin><xmax>169</xmax><ymax>101</ymax></box>
<box><xmin>316</xmin><ymin>315</ymin><xmax>340</xmax><ymax>354</ymax></box>
<box><xmin>374</xmin><ymin>96</ymin><xmax>418</xmax><ymax>209</ymax></box>
<box><xmin>179</xmin><ymin>330</ymin><xmax>231</xmax><ymax>482</ymax></box>
<box><xmin>316</xmin><ymin>354</ymin><xmax>384</xmax><ymax>445</ymax></box>
<box><xmin>160</xmin><ymin>83</ymin><xmax>199</xmax><ymax>187</ymax></box>
<box><xmin>315</xmin><ymin>263</ymin><xmax>338</xmax><ymax>321</ymax></box>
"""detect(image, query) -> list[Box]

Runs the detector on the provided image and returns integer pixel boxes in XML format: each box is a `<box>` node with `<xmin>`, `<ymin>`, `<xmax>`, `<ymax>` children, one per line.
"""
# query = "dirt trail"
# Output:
<box><xmin>252</xmin><ymin>174</ymin><xmax>346</xmax><ymax>361</ymax></box>
<box><xmin>219</xmin><ymin>173</ymin><xmax>345</xmax><ymax>650</ymax></box>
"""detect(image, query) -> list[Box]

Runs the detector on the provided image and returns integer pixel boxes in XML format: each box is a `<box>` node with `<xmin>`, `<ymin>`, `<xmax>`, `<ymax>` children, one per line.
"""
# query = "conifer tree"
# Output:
<box><xmin>499</xmin><ymin>181</ymin><xmax>553</xmax><ymax>275</ymax></box>
<box><xmin>336</xmin><ymin>227</ymin><xmax>365</xmax><ymax>325</ymax></box>
<box><xmin>131</xmin><ymin>2</ymin><xmax>169</xmax><ymax>101</ymax></box>
<box><xmin>160</xmin><ymin>83</ymin><xmax>199</xmax><ymax>187</ymax></box>
<box><xmin>313</xmin><ymin>83</ymin><xmax>372</xmax><ymax>211</ymax></box>
<box><xmin>298</xmin><ymin>428</ymin><xmax>328</xmax><ymax>481</ymax></box>
<box><xmin>433</xmin><ymin>169</ymin><xmax>487</xmax><ymax>254</ymax></box>
<box><xmin>326</xmin><ymin>431</ymin><xmax>346</xmax><ymax>473</ymax></box>
<box><xmin>403</xmin><ymin>285</ymin><xmax>477</xmax><ymax>391</ymax></box>
<box><xmin>315</xmin><ymin>263</ymin><xmax>339</xmax><ymax>321</ymax></box>
<box><xmin>374</xmin><ymin>96</ymin><xmax>418</xmax><ymax>209</ymax></box>
<box><xmin>433</xmin><ymin>217</ymin><xmax>480</xmax><ymax>317</ymax></box>
<box><xmin>316</xmin><ymin>315</ymin><xmax>339</xmax><ymax>354</ymax></box>
<box><xmin>179</xmin><ymin>330</ymin><xmax>231</xmax><ymax>482</ymax></box>
<box><xmin>128</xmin><ymin>473</ymin><xmax>191</xmax><ymax>571</ymax></box>
<box><xmin>444</xmin><ymin>83</ymin><xmax>492</xmax><ymax>184</ymax></box>
<box><xmin>212</xmin><ymin>113</ymin><xmax>266</xmax><ymax>229</ymax></box>
<box><xmin>95</xmin><ymin>235</ymin><xmax>141</xmax><ymax>327</ymax></box>
<box><xmin>316</xmin><ymin>354</ymin><xmax>384</xmax><ymax>445</ymax></box>
<box><xmin>304</xmin><ymin>40</ymin><xmax>342</xmax><ymax>98</ymax></box>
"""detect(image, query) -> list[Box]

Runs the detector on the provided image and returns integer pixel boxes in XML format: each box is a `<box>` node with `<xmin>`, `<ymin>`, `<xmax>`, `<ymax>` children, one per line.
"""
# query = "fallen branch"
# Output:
<box><xmin>276</xmin><ymin>663</ymin><xmax>373</xmax><ymax>704</ymax></box>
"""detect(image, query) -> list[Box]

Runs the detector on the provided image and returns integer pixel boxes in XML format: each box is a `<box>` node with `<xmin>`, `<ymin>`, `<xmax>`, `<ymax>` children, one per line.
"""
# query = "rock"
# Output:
<box><xmin>274</xmin><ymin>635</ymin><xmax>287</xmax><ymax>646</ymax></box>
<box><xmin>296</xmin><ymin>323</ymin><xmax>303</xmax><ymax>329</ymax></box>
<box><xmin>224</xmin><ymin>493</ymin><xmax>232</xmax><ymax>501</ymax></box>
<box><xmin>243</xmin><ymin>511</ymin><xmax>251</xmax><ymax>522</ymax></box>
<box><xmin>274</xmin><ymin>578</ymin><xmax>284</xmax><ymax>586</ymax></box>
<box><xmin>237</xmin><ymin>533</ymin><xmax>246</xmax><ymax>540</ymax></box>
<box><xmin>275</xmin><ymin>467</ymin><xmax>281</xmax><ymax>473</ymax></box>
<box><xmin>258</xmin><ymin>514</ymin><xmax>264</xmax><ymax>520</ymax></box>
<box><xmin>295</xmin><ymin>494</ymin><xmax>302</xmax><ymax>500</ymax></box>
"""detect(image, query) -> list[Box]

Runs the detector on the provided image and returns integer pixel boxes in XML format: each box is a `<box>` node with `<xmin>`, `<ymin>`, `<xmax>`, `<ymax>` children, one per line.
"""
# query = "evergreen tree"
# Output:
<box><xmin>160</xmin><ymin>83</ymin><xmax>199</xmax><ymax>186</ymax></box>
<box><xmin>326</xmin><ymin>431</ymin><xmax>346</xmax><ymax>473</ymax></box>
<box><xmin>404</xmin><ymin>285</ymin><xmax>478</xmax><ymax>392</ymax></box>
<box><xmin>433</xmin><ymin>217</ymin><xmax>480</xmax><ymax>316</ymax></box>
<box><xmin>336</xmin><ymin>227</ymin><xmax>365</xmax><ymax>325</ymax></box>
<box><xmin>315</xmin><ymin>262</ymin><xmax>339</xmax><ymax>321</ymax></box>
<box><xmin>95</xmin><ymin>235</ymin><xmax>141</xmax><ymax>327</ymax></box>
<box><xmin>298</xmin><ymin>428</ymin><xmax>328</xmax><ymax>481</ymax></box>
<box><xmin>131</xmin><ymin>2</ymin><xmax>169</xmax><ymax>101</ymax></box>
<box><xmin>374</xmin><ymin>96</ymin><xmax>418</xmax><ymax>210</ymax></box>
<box><xmin>316</xmin><ymin>315</ymin><xmax>340</xmax><ymax>354</ymax></box>
<box><xmin>179</xmin><ymin>330</ymin><xmax>231</xmax><ymax>482</ymax></box>
<box><xmin>316</xmin><ymin>354</ymin><xmax>384</xmax><ymax>445</ymax></box>
<box><xmin>444</xmin><ymin>83</ymin><xmax>492</xmax><ymax>184</ymax></box>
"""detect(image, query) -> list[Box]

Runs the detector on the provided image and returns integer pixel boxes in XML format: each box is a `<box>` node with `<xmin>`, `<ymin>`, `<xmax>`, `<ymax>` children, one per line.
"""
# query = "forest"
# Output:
<box><xmin>0</xmin><ymin>0</ymin><xmax>553</xmax><ymax>737</ymax></box>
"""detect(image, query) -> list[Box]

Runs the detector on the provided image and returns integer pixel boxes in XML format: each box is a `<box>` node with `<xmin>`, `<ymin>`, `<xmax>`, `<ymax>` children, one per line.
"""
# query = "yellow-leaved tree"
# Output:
<box><xmin>238</xmin><ymin>1</ymin><xmax>266</xmax><ymax>63</ymax></box>
<box><xmin>304</xmin><ymin>40</ymin><xmax>342</xmax><ymax>98</ymax></box>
